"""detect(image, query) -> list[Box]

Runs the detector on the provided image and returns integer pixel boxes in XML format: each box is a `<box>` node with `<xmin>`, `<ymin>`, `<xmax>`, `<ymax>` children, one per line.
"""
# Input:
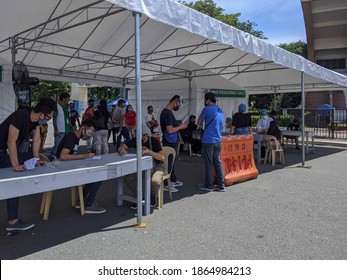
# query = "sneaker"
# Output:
<box><xmin>85</xmin><ymin>202</ymin><xmax>106</xmax><ymax>214</ymax></box>
<box><xmin>74</xmin><ymin>200</ymin><xmax>81</xmax><ymax>209</ymax></box>
<box><xmin>172</xmin><ymin>180</ymin><xmax>183</xmax><ymax>187</ymax></box>
<box><xmin>192</xmin><ymin>153</ymin><xmax>202</xmax><ymax>157</ymax></box>
<box><xmin>130</xmin><ymin>203</ymin><xmax>137</xmax><ymax>210</ymax></box>
<box><xmin>164</xmin><ymin>185</ymin><xmax>179</xmax><ymax>192</ymax></box>
<box><xmin>6</xmin><ymin>219</ymin><xmax>35</xmax><ymax>231</ymax></box>
<box><xmin>214</xmin><ymin>186</ymin><xmax>225</xmax><ymax>192</ymax></box>
<box><xmin>150</xmin><ymin>195</ymin><xmax>158</xmax><ymax>208</ymax></box>
<box><xmin>196</xmin><ymin>184</ymin><xmax>215</xmax><ymax>191</ymax></box>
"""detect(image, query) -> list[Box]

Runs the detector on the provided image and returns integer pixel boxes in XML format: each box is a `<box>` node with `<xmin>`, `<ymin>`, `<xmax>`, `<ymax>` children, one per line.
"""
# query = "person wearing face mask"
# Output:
<box><xmin>0</xmin><ymin>96</ymin><xmax>57</xmax><ymax>232</ymax></box>
<box><xmin>55</xmin><ymin>119</ymin><xmax>106</xmax><ymax>214</ymax></box>
<box><xmin>160</xmin><ymin>95</ymin><xmax>188</xmax><ymax>192</ymax></box>
<box><xmin>118</xmin><ymin>133</ymin><xmax>164</xmax><ymax>208</ymax></box>
<box><xmin>196</xmin><ymin>92</ymin><xmax>225</xmax><ymax>192</ymax></box>
<box><xmin>124</xmin><ymin>104</ymin><xmax>136</xmax><ymax>138</ymax></box>
<box><xmin>145</xmin><ymin>105</ymin><xmax>159</xmax><ymax>135</ymax></box>
<box><xmin>256</xmin><ymin>109</ymin><xmax>273</xmax><ymax>134</ymax></box>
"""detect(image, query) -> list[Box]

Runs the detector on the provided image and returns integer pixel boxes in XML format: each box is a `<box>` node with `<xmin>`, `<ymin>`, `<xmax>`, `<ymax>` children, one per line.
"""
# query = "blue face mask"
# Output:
<box><xmin>38</xmin><ymin>119</ymin><xmax>48</xmax><ymax>125</ymax></box>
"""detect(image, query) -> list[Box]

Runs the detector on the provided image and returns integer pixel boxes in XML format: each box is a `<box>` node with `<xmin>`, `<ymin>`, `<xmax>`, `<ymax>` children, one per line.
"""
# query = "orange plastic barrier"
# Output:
<box><xmin>221</xmin><ymin>134</ymin><xmax>258</xmax><ymax>186</ymax></box>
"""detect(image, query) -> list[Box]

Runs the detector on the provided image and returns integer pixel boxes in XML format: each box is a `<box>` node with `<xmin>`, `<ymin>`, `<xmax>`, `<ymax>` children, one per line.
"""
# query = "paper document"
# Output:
<box><xmin>85</xmin><ymin>156</ymin><xmax>102</xmax><ymax>160</ymax></box>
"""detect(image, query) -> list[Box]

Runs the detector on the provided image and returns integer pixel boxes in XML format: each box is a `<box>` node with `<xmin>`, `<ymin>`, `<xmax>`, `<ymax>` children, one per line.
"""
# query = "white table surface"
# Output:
<box><xmin>0</xmin><ymin>153</ymin><xmax>153</xmax><ymax>215</ymax></box>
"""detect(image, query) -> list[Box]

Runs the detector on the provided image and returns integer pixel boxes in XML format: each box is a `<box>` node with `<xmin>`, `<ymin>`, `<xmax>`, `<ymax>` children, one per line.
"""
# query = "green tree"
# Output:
<box><xmin>30</xmin><ymin>80</ymin><xmax>71</xmax><ymax>104</ymax></box>
<box><xmin>180</xmin><ymin>0</ymin><xmax>267</xmax><ymax>39</ymax></box>
<box><xmin>88</xmin><ymin>87</ymin><xmax>120</xmax><ymax>103</ymax></box>
<box><xmin>278</xmin><ymin>40</ymin><xmax>307</xmax><ymax>58</ymax></box>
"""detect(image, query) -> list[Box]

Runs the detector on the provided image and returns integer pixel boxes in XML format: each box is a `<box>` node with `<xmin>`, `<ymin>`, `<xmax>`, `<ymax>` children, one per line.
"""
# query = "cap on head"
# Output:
<box><xmin>260</xmin><ymin>109</ymin><xmax>268</xmax><ymax>116</ymax></box>
<box><xmin>238</xmin><ymin>103</ymin><xmax>247</xmax><ymax>113</ymax></box>
<box><xmin>204</xmin><ymin>92</ymin><xmax>216</xmax><ymax>103</ymax></box>
<box><xmin>68</xmin><ymin>100</ymin><xmax>74</xmax><ymax>105</ymax></box>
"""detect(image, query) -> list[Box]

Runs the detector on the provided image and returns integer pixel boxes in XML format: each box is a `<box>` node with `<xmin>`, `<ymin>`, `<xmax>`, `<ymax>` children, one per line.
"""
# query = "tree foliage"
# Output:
<box><xmin>278</xmin><ymin>40</ymin><xmax>307</xmax><ymax>58</ymax></box>
<box><xmin>88</xmin><ymin>87</ymin><xmax>120</xmax><ymax>103</ymax></box>
<box><xmin>30</xmin><ymin>80</ymin><xmax>71</xmax><ymax>104</ymax></box>
<box><xmin>180</xmin><ymin>0</ymin><xmax>267</xmax><ymax>39</ymax></box>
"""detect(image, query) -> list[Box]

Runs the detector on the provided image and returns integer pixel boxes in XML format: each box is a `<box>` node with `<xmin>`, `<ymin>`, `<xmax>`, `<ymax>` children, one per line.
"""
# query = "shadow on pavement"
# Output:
<box><xmin>0</xmin><ymin>144</ymin><xmax>345</xmax><ymax>259</ymax></box>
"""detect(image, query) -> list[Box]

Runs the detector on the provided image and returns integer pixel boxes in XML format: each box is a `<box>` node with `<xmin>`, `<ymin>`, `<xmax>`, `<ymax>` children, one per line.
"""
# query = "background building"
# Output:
<box><xmin>301</xmin><ymin>0</ymin><xmax>347</xmax><ymax>108</ymax></box>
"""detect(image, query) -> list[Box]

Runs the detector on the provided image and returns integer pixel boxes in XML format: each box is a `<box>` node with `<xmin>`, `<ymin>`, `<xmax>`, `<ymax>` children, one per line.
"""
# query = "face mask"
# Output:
<box><xmin>173</xmin><ymin>106</ymin><xmax>179</xmax><ymax>111</ymax></box>
<box><xmin>82</xmin><ymin>134</ymin><xmax>91</xmax><ymax>141</ymax></box>
<box><xmin>81</xmin><ymin>128</ymin><xmax>94</xmax><ymax>141</ymax></box>
<box><xmin>261</xmin><ymin>116</ymin><xmax>267</xmax><ymax>120</ymax></box>
<box><xmin>39</xmin><ymin>119</ymin><xmax>48</xmax><ymax>125</ymax></box>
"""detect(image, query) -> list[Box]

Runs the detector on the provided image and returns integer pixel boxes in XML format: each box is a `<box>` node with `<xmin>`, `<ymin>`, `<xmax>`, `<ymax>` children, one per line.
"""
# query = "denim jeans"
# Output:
<box><xmin>84</xmin><ymin>181</ymin><xmax>102</xmax><ymax>205</ymax></box>
<box><xmin>233</xmin><ymin>127</ymin><xmax>250</xmax><ymax>135</ymax></box>
<box><xmin>0</xmin><ymin>151</ymin><xmax>20</xmax><ymax>221</ymax></box>
<box><xmin>115</xmin><ymin>127</ymin><xmax>131</xmax><ymax>150</ymax></box>
<box><xmin>201</xmin><ymin>142</ymin><xmax>224</xmax><ymax>188</ymax></box>
<box><xmin>162</xmin><ymin>139</ymin><xmax>178</xmax><ymax>182</ymax></box>
<box><xmin>51</xmin><ymin>132</ymin><xmax>66</xmax><ymax>156</ymax></box>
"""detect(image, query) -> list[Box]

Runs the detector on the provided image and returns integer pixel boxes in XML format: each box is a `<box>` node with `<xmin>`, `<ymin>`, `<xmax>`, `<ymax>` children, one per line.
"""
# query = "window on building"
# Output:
<box><xmin>316</xmin><ymin>59</ymin><xmax>346</xmax><ymax>70</ymax></box>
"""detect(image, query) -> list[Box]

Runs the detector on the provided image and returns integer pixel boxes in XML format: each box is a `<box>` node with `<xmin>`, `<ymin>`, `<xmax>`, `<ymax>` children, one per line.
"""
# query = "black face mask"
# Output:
<box><xmin>173</xmin><ymin>106</ymin><xmax>179</xmax><ymax>111</ymax></box>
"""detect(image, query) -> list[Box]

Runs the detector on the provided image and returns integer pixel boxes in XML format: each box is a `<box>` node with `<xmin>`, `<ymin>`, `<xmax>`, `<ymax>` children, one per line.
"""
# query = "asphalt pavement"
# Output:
<box><xmin>0</xmin><ymin>140</ymin><xmax>346</xmax><ymax>259</ymax></box>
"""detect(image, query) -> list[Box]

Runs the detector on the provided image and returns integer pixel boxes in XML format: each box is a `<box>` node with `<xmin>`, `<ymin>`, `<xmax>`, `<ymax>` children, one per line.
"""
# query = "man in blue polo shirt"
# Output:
<box><xmin>197</xmin><ymin>92</ymin><xmax>225</xmax><ymax>192</ymax></box>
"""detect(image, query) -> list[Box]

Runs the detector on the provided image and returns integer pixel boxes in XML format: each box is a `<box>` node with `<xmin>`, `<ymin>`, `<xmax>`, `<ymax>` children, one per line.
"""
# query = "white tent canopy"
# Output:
<box><xmin>1</xmin><ymin>0</ymin><xmax>346</xmax><ymax>93</ymax></box>
<box><xmin>1</xmin><ymin>0</ymin><xmax>347</xmax><ymax>220</ymax></box>
<box><xmin>128</xmin><ymin>60</ymin><xmax>248</xmax><ymax>131</ymax></box>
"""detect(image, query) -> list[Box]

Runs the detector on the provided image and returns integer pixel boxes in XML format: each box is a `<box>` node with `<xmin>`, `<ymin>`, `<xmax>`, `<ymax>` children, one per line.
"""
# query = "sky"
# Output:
<box><xmin>207</xmin><ymin>0</ymin><xmax>307</xmax><ymax>45</ymax></box>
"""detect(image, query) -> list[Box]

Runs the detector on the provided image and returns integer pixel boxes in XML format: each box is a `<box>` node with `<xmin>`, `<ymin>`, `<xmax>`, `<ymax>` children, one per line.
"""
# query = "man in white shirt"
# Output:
<box><xmin>256</xmin><ymin>109</ymin><xmax>273</xmax><ymax>134</ymax></box>
<box><xmin>145</xmin><ymin>105</ymin><xmax>159</xmax><ymax>135</ymax></box>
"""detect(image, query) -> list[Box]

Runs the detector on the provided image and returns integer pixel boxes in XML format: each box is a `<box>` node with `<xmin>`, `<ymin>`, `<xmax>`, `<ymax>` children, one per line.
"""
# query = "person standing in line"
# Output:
<box><xmin>50</xmin><ymin>92</ymin><xmax>71</xmax><ymax>156</ymax></box>
<box><xmin>83</xmin><ymin>99</ymin><xmax>95</xmax><ymax>152</ymax></box>
<box><xmin>56</xmin><ymin>119</ymin><xmax>106</xmax><ymax>214</ymax></box>
<box><xmin>124</xmin><ymin>104</ymin><xmax>136</xmax><ymax>138</ymax></box>
<box><xmin>68</xmin><ymin>100</ymin><xmax>81</xmax><ymax>132</ymax></box>
<box><xmin>93</xmin><ymin>100</ymin><xmax>110</xmax><ymax>155</ymax></box>
<box><xmin>160</xmin><ymin>95</ymin><xmax>187</xmax><ymax>192</ymax></box>
<box><xmin>83</xmin><ymin>99</ymin><xmax>95</xmax><ymax>121</ymax></box>
<box><xmin>107</xmin><ymin>105</ymin><xmax>116</xmax><ymax>146</ymax></box>
<box><xmin>196</xmin><ymin>92</ymin><xmax>225</xmax><ymax>192</ymax></box>
<box><xmin>145</xmin><ymin>105</ymin><xmax>159</xmax><ymax>136</ymax></box>
<box><xmin>230</xmin><ymin>103</ymin><xmax>252</xmax><ymax>135</ymax></box>
<box><xmin>111</xmin><ymin>99</ymin><xmax>130</xmax><ymax>149</ymax></box>
<box><xmin>0</xmin><ymin>97</ymin><xmax>57</xmax><ymax>231</ymax></box>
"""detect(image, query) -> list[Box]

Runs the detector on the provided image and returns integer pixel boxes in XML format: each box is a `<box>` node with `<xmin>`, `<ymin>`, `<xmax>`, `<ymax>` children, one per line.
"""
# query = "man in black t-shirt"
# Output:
<box><xmin>160</xmin><ymin>95</ymin><xmax>187</xmax><ymax>192</ymax></box>
<box><xmin>118</xmin><ymin>133</ymin><xmax>164</xmax><ymax>208</ymax></box>
<box><xmin>68</xmin><ymin>101</ymin><xmax>81</xmax><ymax>132</ymax></box>
<box><xmin>0</xmin><ymin>97</ymin><xmax>57</xmax><ymax>232</ymax></box>
<box><xmin>56</xmin><ymin>119</ymin><xmax>106</xmax><ymax>214</ymax></box>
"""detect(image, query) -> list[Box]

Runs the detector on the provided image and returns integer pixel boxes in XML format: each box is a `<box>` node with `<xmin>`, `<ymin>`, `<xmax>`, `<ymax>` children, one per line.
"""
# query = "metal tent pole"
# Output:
<box><xmin>301</xmin><ymin>71</ymin><xmax>306</xmax><ymax>167</ymax></box>
<box><xmin>134</xmin><ymin>12</ymin><xmax>143</xmax><ymax>225</ymax></box>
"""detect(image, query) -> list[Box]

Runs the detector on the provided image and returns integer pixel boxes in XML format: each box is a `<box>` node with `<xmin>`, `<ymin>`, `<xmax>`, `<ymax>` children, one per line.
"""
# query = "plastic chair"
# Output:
<box><xmin>264</xmin><ymin>135</ymin><xmax>285</xmax><ymax>166</ymax></box>
<box><xmin>178</xmin><ymin>132</ymin><xmax>192</xmax><ymax>156</ymax></box>
<box><xmin>158</xmin><ymin>147</ymin><xmax>177</xmax><ymax>208</ymax></box>
<box><xmin>39</xmin><ymin>153</ymin><xmax>85</xmax><ymax>220</ymax></box>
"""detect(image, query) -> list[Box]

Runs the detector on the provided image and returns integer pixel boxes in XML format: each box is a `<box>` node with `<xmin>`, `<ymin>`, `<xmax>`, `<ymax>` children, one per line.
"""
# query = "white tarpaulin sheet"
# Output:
<box><xmin>0</xmin><ymin>0</ymin><xmax>347</xmax><ymax>122</ymax></box>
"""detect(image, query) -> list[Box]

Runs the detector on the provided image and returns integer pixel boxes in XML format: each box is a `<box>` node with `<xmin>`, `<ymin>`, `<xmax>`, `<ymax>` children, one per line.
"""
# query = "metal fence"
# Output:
<box><xmin>250</xmin><ymin>108</ymin><xmax>347</xmax><ymax>139</ymax></box>
<box><xmin>283</xmin><ymin>108</ymin><xmax>347</xmax><ymax>139</ymax></box>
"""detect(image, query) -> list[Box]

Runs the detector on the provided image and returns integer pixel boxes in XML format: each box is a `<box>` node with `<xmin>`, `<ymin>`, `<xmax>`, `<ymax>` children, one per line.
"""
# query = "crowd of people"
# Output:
<box><xmin>1</xmin><ymin>90</ymin><xmax>301</xmax><ymax>232</ymax></box>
